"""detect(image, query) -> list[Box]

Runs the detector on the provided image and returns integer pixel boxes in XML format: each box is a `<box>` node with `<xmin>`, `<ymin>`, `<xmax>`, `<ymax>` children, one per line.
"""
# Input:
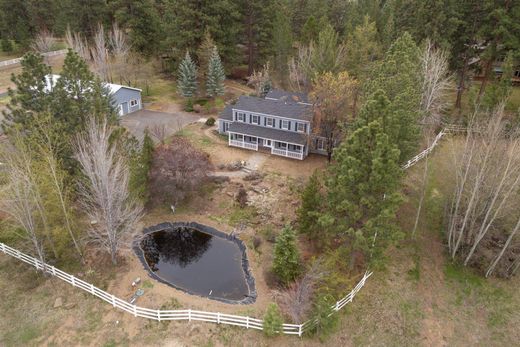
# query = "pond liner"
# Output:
<box><xmin>133</xmin><ymin>221</ymin><xmax>257</xmax><ymax>305</ymax></box>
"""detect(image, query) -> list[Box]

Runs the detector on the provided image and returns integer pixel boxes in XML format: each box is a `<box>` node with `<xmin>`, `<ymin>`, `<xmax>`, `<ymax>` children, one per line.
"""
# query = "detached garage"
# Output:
<box><xmin>44</xmin><ymin>74</ymin><xmax>143</xmax><ymax>116</ymax></box>
<box><xmin>107</xmin><ymin>83</ymin><xmax>143</xmax><ymax>116</ymax></box>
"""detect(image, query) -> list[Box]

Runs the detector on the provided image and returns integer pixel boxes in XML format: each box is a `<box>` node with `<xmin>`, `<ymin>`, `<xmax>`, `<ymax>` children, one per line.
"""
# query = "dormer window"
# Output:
<box><xmin>236</xmin><ymin>112</ymin><xmax>245</xmax><ymax>122</ymax></box>
<box><xmin>251</xmin><ymin>114</ymin><xmax>260</xmax><ymax>125</ymax></box>
<box><xmin>296</xmin><ymin>122</ymin><xmax>305</xmax><ymax>132</ymax></box>
<box><xmin>266</xmin><ymin>117</ymin><xmax>275</xmax><ymax>127</ymax></box>
<box><xmin>281</xmin><ymin>120</ymin><xmax>289</xmax><ymax>130</ymax></box>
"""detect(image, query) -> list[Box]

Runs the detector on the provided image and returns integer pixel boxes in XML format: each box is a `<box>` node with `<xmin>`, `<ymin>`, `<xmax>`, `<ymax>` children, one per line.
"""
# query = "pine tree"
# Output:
<box><xmin>272</xmin><ymin>5</ymin><xmax>293</xmax><ymax>86</ymax></box>
<box><xmin>3</xmin><ymin>52</ymin><xmax>52</xmax><ymax>133</ymax></box>
<box><xmin>324</xmin><ymin>94</ymin><xmax>403</xmax><ymax>260</ymax></box>
<box><xmin>177</xmin><ymin>50</ymin><xmax>198</xmax><ymax>98</ymax></box>
<box><xmin>363</xmin><ymin>33</ymin><xmax>422</xmax><ymax>162</ymax></box>
<box><xmin>297</xmin><ymin>171</ymin><xmax>322</xmax><ymax>242</ymax></box>
<box><xmin>272</xmin><ymin>225</ymin><xmax>301</xmax><ymax>284</ymax></box>
<box><xmin>206</xmin><ymin>46</ymin><xmax>225</xmax><ymax>97</ymax></box>
<box><xmin>262</xmin><ymin>303</ymin><xmax>283</xmax><ymax>337</ymax></box>
<box><xmin>129</xmin><ymin>129</ymin><xmax>155</xmax><ymax>202</ymax></box>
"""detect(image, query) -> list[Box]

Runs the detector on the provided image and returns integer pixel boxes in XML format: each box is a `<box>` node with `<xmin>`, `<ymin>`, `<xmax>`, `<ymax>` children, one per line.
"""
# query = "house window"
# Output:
<box><xmin>266</xmin><ymin>117</ymin><xmax>275</xmax><ymax>127</ymax></box>
<box><xmin>281</xmin><ymin>120</ymin><xmax>290</xmax><ymax>130</ymax></box>
<box><xmin>237</xmin><ymin>112</ymin><xmax>245</xmax><ymax>122</ymax></box>
<box><xmin>296</xmin><ymin>123</ymin><xmax>305</xmax><ymax>132</ymax></box>
<box><xmin>251</xmin><ymin>114</ymin><xmax>260</xmax><ymax>125</ymax></box>
<box><xmin>130</xmin><ymin>99</ymin><xmax>138</xmax><ymax>107</ymax></box>
<box><xmin>316</xmin><ymin>138</ymin><xmax>325</xmax><ymax>151</ymax></box>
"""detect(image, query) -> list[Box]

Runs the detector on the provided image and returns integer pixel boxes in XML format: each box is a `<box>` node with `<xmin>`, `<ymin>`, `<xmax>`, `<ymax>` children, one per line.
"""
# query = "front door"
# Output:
<box><xmin>263</xmin><ymin>139</ymin><xmax>272</xmax><ymax>148</ymax></box>
<box><xmin>120</xmin><ymin>102</ymin><xmax>129</xmax><ymax>116</ymax></box>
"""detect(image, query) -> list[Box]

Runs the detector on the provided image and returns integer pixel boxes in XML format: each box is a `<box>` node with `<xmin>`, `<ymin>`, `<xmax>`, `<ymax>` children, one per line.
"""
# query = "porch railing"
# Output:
<box><xmin>271</xmin><ymin>147</ymin><xmax>304</xmax><ymax>160</ymax></box>
<box><xmin>229</xmin><ymin>139</ymin><xmax>258</xmax><ymax>151</ymax></box>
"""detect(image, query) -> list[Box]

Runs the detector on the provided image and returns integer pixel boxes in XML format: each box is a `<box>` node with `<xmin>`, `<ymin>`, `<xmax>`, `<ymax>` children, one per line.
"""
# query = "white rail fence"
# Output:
<box><xmin>0</xmin><ymin>49</ymin><xmax>67</xmax><ymax>68</ymax></box>
<box><xmin>0</xmin><ymin>125</ymin><xmax>460</xmax><ymax>336</ymax></box>
<box><xmin>0</xmin><ymin>242</ymin><xmax>371</xmax><ymax>336</ymax></box>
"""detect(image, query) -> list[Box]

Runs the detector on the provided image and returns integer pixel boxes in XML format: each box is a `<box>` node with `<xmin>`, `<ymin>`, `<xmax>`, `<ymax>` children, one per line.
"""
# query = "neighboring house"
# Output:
<box><xmin>44</xmin><ymin>74</ymin><xmax>143</xmax><ymax>116</ymax></box>
<box><xmin>218</xmin><ymin>89</ymin><xmax>327</xmax><ymax>160</ymax></box>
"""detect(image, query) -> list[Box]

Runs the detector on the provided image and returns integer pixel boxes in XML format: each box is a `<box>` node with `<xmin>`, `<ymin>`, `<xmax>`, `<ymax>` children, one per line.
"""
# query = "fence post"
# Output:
<box><xmin>298</xmin><ymin>324</ymin><xmax>303</xmax><ymax>337</ymax></box>
<box><xmin>90</xmin><ymin>283</ymin><xmax>95</xmax><ymax>294</ymax></box>
<box><xmin>158</xmin><ymin>310</ymin><xmax>161</xmax><ymax>322</ymax></box>
<box><xmin>111</xmin><ymin>295</ymin><xmax>116</xmax><ymax>307</ymax></box>
<box><xmin>133</xmin><ymin>305</ymin><xmax>137</xmax><ymax>317</ymax></box>
<box><xmin>51</xmin><ymin>266</ymin><xmax>56</xmax><ymax>276</ymax></box>
<box><xmin>188</xmin><ymin>309</ymin><xmax>191</xmax><ymax>322</ymax></box>
<box><xmin>217</xmin><ymin>312</ymin><xmax>220</xmax><ymax>324</ymax></box>
<box><xmin>246</xmin><ymin>316</ymin><xmax>249</xmax><ymax>329</ymax></box>
<box><xmin>71</xmin><ymin>276</ymin><xmax>75</xmax><ymax>287</ymax></box>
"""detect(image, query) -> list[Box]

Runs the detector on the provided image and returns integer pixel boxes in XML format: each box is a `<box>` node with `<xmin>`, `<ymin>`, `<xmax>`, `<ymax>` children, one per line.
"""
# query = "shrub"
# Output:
<box><xmin>272</xmin><ymin>226</ymin><xmax>301</xmax><ymax>285</ymax></box>
<box><xmin>1</xmin><ymin>38</ymin><xmax>13</xmax><ymax>52</ymax></box>
<box><xmin>236</xmin><ymin>187</ymin><xmax>248</xmax><ymax>208</ymax></box>
<box><xmin>262</xmin><ymin>303</ymin><xmax>283</xmax><ymax>337</ymax></box>
<box><xmin>306</xmin><ymin>294</ymin><xmax>339</xmax><ymax>340</ymax></box>
<box><xmin>184</xmin><ymin>98</ymin><xmax>194</xmax><ymax>112</ymax></box>
<box><xmin>205</xmin><ymin>117</ymin><xmax>216</xmax><ymax>126</ymax></box>
<box><xmin>148</xmin><ymin>138</ymin><xmax>213</xmax><ymax>206</ymax></box>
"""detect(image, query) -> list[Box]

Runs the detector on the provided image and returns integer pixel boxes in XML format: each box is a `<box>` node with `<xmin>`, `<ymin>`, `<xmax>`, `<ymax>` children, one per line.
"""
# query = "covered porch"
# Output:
<box><xmin>228</xmin><ymin>132</ymin><xmax>305</xmax><ymax>160</ymax></box>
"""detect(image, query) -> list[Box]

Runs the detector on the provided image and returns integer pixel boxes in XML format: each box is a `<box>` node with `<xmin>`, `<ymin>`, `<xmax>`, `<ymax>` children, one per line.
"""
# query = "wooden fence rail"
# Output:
<box><xmin>0</xmin><ymin>242</ymin><xmax>371</xmax><ymax>336</ymax></box>
<box><xmin>0</xmin><ymin>125</ymin><xmax>458</xmax><ymax>336</ymax></box>
<box><xmin>0</xmin><ymin>49</ymin><xmax>67</xmax><ymax>68</ymax></box>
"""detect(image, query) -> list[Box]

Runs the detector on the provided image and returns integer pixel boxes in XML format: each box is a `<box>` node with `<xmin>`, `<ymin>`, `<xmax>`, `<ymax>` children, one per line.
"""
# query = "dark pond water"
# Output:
<box><xmin>139</xmin><ymin>226</ymin><xmax>250</xmax><ymax>302</ymax></box>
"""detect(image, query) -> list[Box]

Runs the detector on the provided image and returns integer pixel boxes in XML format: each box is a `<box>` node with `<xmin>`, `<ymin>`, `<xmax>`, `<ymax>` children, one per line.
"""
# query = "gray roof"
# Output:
<box><xmin>265</xmin><ymin>89</ymin><xmax>310</xmax><ymax>104</ymax></box>
<box><xmin>228</xmin><ymin>122</ymin><xmax>307</xmax><ymax>145</ymax></box>
<box><xmin>219</xmin><ymin>105</ymin><xmax>233</xmax><ymax>120</ymax></box>
<box><xmin>233</xmin><ymin>95</ymin><xmax>313</xmax><ymax>121</ymax></box>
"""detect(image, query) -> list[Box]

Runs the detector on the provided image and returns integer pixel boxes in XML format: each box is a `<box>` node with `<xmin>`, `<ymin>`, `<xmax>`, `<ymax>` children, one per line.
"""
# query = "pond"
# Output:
<box><xmin>134</xmin><ymin>222</ymin><xmax>256</xmax><ymax>304</ymax></box>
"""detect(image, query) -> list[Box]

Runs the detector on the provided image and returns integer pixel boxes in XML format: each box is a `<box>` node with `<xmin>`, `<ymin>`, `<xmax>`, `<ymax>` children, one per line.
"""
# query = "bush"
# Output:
<box><xmin>306</xmin><ymin>294</ymin><xmax>339</xmax><ymax>340</ymax></box>
<box><xmin>272</xmin><ymin>226</ymin><xmax>301</xmax><ymax>285</ymax></box>
<box><xmin>184</xmin><ymin>98</ymin><xmax>194</xmax><ymax>112</ymax></box>
<box><xmin>148</xmin><ymin>138</ymin><xmax>213</xmax><ymax>206</ymax></box>
<box><xmin>236</xmin><ymin>187</ymin><xmax>248</xmax><ymax>208</ymax></box>
<box><xmin>262</xmin><ymin>303</ymin><xmax>283</xmax><ymax>337</ymax></box>
<box><xmin>205</xmin><ymin>117</ymin><xmax>216</xmax><ymax>126</ymax></box>
<box><xmin>1</xmin><ymin>38</ymin><xmax>13</xmax><ymax>52</ymax></box>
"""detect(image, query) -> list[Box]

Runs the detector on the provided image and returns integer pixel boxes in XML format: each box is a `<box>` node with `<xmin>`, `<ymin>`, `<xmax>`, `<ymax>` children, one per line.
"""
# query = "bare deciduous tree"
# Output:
<box><xmin>447</xmin><ymin>104</ymin><xmax>520</xmax><ymax>277</ymax></box>
<box><xmin>32</xmin><ymin>29</ymin><xmax>55</xmax><ymax>54</ymax></box>
<box><xmin>149</xmin><ymin>124</ymin><xmax>167</xmax><ymax>144</ymax></box>
<box><xmin>420</xmin><ymin>40</ymin><xmax>453</xmax><ymax>127</ymax></box>
<box><xmin>65</xmin><ymin>26</ymin><xmax>90</xmax><ymax>62</ymax></box>
<box><xmin>148</xmin><ymin>137</ymin><xmax>213</xmax><ymax>206</ymax></box>
<box><xmin>0</xmin><ymin>138</ymin><xmax>47</xmax><ymax>268</ymax></box>
<box><xmin>91</xmin><ymin>24</ymin><xmax>109</xmax><ymax>81</ymax></box>
<box><xmin>75</xmin><ymin>116</ymin><xmax>143</xmax><ymax>264</ymax></box>
<box><xmin>275</xmin><ymin>259</ymin><xmax>326</xmax><ymax>322</ymax></box>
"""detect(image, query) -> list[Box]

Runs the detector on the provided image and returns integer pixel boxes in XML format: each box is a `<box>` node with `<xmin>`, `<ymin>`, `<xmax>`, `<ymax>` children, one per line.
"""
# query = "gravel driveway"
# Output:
<box><xmin>120</xmin><ymin>109</ymin><xmax>201</xmax><ymax>141</ymax></box>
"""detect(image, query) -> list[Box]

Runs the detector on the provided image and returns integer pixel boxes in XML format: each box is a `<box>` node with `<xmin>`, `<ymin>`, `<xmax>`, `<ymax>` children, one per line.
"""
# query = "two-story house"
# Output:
<box><xmin>218</xmin><ymin>89</ymin><xmax>327</xmax><ymax>160</ymax></box>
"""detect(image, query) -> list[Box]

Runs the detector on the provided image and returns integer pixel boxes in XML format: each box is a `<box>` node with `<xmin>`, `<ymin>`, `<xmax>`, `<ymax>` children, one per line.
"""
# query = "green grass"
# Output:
<box><xmin>141</xmin><ymin>280</ymin><xmax>154</xmax><ymax>289</ymax></box>
<box><xmin>228</xmin><ymin>206</ymin><xmax>258</xmax><ymax>227</ymax></box>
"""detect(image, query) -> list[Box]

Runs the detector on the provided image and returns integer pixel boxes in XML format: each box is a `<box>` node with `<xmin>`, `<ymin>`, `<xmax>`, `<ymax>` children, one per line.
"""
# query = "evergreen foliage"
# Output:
<box><xmin>272</xmin><ymin>225</ymin><xmax>301</xmax><ymax>284</ymax></box>
<box><xmin>197</xmin><ymin>30</ymin><xmax>216</xmax><ymax>84</ymax></box>
<box><xmin>307</xmin><ymin>294</ymin><xmax>339</xmax><ymax>340</ymax></box>
<box><xmin>128</xmin><ymin>129</ymin><xmax>155</xmax><ymax>203</ymax></box>
<box><xmin>297</xmin><ymin>171</ymin><xmax>322</xmax><ymax>242</ymax></box>
<box><xmin>177</xmin><ymin>50</ymin><xmax>198</xmax><ymax>98</ymax></box>
<box><xmin>363</xmin><ymin>33</ymin><xmax>422</xmax><ymax>162</ymax></box>
<box><xmin>262</xmin><ymin>303</ymin><xmax>283</xmax><ymax>337</ymax></box>
<box><xmin>206</xmin><ymin>46</ymin><xmax>226</xmax><ymax>97</ymax></box>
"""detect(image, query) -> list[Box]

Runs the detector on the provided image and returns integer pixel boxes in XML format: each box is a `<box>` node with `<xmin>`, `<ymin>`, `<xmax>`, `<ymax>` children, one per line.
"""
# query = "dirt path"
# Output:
<box><xmin>417</xmin><ymin>231</ymin><xmax>454</xmax><ymax>346</ymax></box>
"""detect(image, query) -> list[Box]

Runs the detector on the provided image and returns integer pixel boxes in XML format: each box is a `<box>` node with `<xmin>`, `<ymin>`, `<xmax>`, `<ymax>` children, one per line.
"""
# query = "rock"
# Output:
<box><xmin>226</xmin><ymin>192</ymin><xmax>234</xmax><ymax>197</ymax></box>
<box><xmin>64</xmin><ymin>302</ymin><xmax>76</xmax><ymax>310</ymax></box>
<box><xmin>54</xmin><ymin>297</ymin><xmax>63</xmax><ymax>308</ymax></box>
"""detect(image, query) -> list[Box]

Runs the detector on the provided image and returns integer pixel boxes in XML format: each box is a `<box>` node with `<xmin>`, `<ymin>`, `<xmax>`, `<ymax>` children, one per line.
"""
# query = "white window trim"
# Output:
<box><xmin>266</xmin><ymin>117</ymin><xmax>275</xmax><ymax>127</ymax></box>
<box><xmin>130</xmin><ymin>99</ymin><xmax>138</xmax><ymax>107</ymax></box>
<box><xmin>251</xmin><ymin>114</ymin><xmax>260</xmax><ymax>125</ymax></box>
<box><xmin>296</xmin><ymin>122</ymin><xmax>305</xmax><ymax>132</ymax></box>
<box><xmin>281</xmin><ymin>120</ymin><xmax>289</xmax><ymax>130</ymax></box>
<box><xmin>236</xmin><ymin>112</ymin><xmax>245</xmax><ymax>122</ymax></box>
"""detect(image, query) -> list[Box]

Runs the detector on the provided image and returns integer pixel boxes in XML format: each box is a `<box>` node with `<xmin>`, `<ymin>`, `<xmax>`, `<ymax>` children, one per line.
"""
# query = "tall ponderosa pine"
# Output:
<box><xmin>272</xmin><ymin>6</ymin><xmax>293</xmax><ymax>86</ymax></box>
<box><xmin>3</xmin><ymin>52</ymin><xmax>52</xmax><ymax>133</ymax></box>
<box><xmin>272</xmin><ymin>225</ymin><xmax>301</xmax><ymax>284</ymax></box>
<box><xmin>177</xmin><ymin>50</ymin><xmax>198</xmax><ymax>98</ymax></box>
<box><xmin>197</xmin><ymin>30</ymin><xmax>216</xmax><ymax>84</ymax></box>
<box><xmin>363</xmin><ymin>33</ymin><xmax>422</xmax><ymax>163</ymax></box>
<box><xmin>324</xmin><ymin>94</ymin><xmax>402</xmax><ymax>261</ymax></box>
<box><xmin>297</xmin><ymin>171</ymin><xmax>322</xmax><ymax>243</ymax></box>
<box><xmin>206</xmin><ymin>46</ymin><xmax>225</xmax><ymax>97</ymax></box>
